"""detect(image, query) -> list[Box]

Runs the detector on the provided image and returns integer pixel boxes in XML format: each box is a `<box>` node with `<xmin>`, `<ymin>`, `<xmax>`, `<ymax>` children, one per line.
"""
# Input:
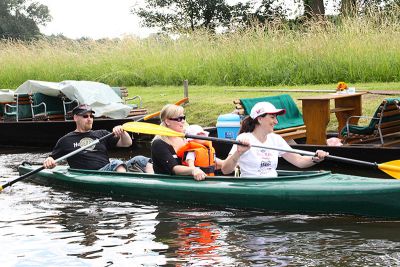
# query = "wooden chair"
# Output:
<box><xmin>61</xmin><ymin>94</ymin><xmax>79</xmax><ymax>120</ymax></box>
<box><xmin>341</xmin><ymin>98</ymin><xmax>400</xmax><ymax>146</ymax></box>
<box><xmin>233</xmin><ymin>94</ymin><xmax>307</xmax><ymax>141</ymax></box>
<box><xmin>111</xmin><ymin>86</ymin><xmax>147</xmax><ymax>117</ymax></box>
<box><xmin>111</xmin><ymin>87</ymin><xmax>143</xmax><ymax>108</ymax></box>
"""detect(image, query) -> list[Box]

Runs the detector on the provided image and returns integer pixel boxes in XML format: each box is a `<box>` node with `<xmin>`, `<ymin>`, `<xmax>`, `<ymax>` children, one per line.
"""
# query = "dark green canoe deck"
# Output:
<box><xmin>18</xmin><ymin>165</ymin><xmax>400</xmax><ymax>218</ymax></box>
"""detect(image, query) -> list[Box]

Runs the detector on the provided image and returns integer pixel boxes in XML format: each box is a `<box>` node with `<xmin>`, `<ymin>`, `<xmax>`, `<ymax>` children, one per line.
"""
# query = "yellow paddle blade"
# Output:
<box><xmin>123</xmin><ymin>122</ymin><xmax>185</xmax><ymax>137</ymax></box>
<box><xmin>378</xmin><ymin>160</ymin><xmax>400</xmax><ymax>179</ymax></box>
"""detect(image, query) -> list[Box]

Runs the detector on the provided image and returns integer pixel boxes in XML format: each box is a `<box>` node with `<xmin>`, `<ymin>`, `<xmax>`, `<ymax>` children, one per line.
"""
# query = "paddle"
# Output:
<box><xmin>122</xmin><ymin>121</ymin><xmax>400</xmax><ymax>179</ymax></box>
<box><xmin>142</xmin><ymin>97</ymin><xmax>189</xmax><ymax>121</ymax></box>
<box><xmin>0</xmin><ymin>132</ymin><xmax>114</xmax><ymax>191</ymax></box>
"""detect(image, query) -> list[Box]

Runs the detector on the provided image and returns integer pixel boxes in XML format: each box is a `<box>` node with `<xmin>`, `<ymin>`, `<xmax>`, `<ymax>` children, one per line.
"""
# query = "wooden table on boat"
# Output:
<box><xmin>298</xmin><ymin>92</ymin><xmax>367</xmax><ymax>145</ymax></box>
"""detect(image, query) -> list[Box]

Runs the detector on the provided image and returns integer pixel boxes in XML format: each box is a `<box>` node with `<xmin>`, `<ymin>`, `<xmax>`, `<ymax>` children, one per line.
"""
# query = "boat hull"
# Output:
<box><xmin>18</xmin><ymin>165</ymin><xmax>400</xmax><ymax>218</ymax></box>
<box><xmin>0</xmin><ymin>116</ymin><xmax>159</xmax><ymax>147</ymax></box>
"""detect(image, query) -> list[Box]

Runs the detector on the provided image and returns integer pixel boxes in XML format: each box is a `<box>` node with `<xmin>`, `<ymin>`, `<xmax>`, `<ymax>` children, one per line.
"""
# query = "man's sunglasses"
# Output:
<box><xmin>169</xmin><ymin>115</ymin><xmax>186</xmax><ymax>122</ymax></box>
<box><xmin>82</xmin><ymin>114</ymin><xmax>94</xmax><ymax>119</ymax></box>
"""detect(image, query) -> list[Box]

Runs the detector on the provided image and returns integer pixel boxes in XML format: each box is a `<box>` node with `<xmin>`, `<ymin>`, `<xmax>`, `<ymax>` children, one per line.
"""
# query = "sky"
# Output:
<box><xmin>37</xmin><ymin>0</ymin><xmax>248</xmax><ymax>40</ymax></box>
<box><xmin>37</xmin><ymin>0</ymin><xmax>336</xmax><ymax>40</ymax></box>
<box><xmin>37</xmin><ymin>0</ymin><xmax>155</xmax><ymax>39</ymax></box>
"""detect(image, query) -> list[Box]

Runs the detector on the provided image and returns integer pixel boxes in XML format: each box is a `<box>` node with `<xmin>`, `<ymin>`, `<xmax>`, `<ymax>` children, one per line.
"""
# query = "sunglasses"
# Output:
<box><xmin>82</xmin><ymin>114</ymin><xmax>94</xmax><ymax>119</ymax></box>
<box><xmin>169</xmin><ymin>115</ymin><xmax>186</xmax><ymax>122</ymax></box>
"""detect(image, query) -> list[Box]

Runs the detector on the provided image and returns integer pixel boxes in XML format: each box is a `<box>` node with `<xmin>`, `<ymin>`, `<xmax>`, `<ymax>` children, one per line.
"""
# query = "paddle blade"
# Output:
<box><xmin>377</xmin><ymin>160</ymin><xmax>400</xmax><ymax>179</ymax></box>
<box><xmin>123</xmin><ymin>122</ymin><xmax>185</xmax><ymax>137</ymax></box>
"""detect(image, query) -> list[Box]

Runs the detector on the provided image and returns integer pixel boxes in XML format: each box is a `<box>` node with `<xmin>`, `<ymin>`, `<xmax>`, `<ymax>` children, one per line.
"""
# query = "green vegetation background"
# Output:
<box><xmin>1</xmin><ymin>15</ymin><xmax>400</xmax><ymax>129</ymax></box>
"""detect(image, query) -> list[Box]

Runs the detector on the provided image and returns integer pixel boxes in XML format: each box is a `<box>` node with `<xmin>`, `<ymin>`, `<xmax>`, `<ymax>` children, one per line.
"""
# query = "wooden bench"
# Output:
<box><xmin>341</xmin><ymin>98</ymin><xmax>400</xmax><ymax>146</ymax></box>
<box><xmin>233</xmin><ymin>94</ymin><xmax>307</xmax><ymax>141</ymax></box>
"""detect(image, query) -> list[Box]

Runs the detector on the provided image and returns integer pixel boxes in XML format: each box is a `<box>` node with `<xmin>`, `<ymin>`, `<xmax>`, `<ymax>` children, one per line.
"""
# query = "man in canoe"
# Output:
<box><xmin>221</xmin><ymin>102</ymin><xmax>328</xmax><ymax>177</ymax></box>
<box><xmin>43</xmin><ymin>104</ymin><xmax>153</xmax><ymax>173</ymax></box>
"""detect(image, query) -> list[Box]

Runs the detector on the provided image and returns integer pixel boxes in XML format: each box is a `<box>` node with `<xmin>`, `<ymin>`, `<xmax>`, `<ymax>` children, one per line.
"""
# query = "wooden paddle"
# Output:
<box><xmin>0</xmin><ymin>132</ymin><xmax>114</xmax><ymax>191</ymax></box>
<box><xmin>122</xmin><ymin>121</ymin><xmax>400</xmax><ymax>179</ymax></box>
<box><xmin>142</xmin><ymin>97</ymin><xmax>189</xmax><ymax>121</ymax></box>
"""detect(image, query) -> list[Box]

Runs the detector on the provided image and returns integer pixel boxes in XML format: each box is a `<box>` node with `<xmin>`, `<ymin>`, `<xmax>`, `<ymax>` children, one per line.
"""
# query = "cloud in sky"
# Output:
<box><xmin>38</xmin><ymin>0</ymin><xmax>154</xmax><ymax>39</ymax></box>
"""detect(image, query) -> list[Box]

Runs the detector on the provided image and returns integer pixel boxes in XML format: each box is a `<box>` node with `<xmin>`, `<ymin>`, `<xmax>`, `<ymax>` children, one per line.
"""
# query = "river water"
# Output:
<box><xmin>1</xmin><ymin>147</ymin><xmax>400</xmax><ymax>267</ymax></box>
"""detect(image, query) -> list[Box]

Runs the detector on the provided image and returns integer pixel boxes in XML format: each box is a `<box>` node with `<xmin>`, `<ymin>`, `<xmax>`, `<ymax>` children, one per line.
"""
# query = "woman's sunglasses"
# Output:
<box><xmin>169</xmin><ymin>115</ymin><xmax>186</xmax><ymax>122</ymax></box>
<box><xmin>82</xmin><ymin>114</ymin><xmax>95</xmax><ymax>119</ymax></box>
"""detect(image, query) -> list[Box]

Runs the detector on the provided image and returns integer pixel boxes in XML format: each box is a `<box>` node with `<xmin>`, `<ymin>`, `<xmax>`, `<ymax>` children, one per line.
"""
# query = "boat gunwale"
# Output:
<box><xmin>62</xmin><ymin>167</ymin><xmax>331</xmax><ymax>182</ymax></box>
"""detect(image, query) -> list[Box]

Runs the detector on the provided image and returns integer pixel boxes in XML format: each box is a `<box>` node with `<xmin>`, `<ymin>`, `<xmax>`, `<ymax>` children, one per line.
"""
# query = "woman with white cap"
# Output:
<box><xmin>221</xmin><ymin>102</ymin><xmax>328</xmax><ymax>177</ymax></box>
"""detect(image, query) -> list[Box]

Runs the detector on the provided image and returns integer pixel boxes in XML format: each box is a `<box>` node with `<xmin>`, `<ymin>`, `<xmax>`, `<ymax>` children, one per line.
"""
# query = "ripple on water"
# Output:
<box><xmin>2</xmin><ymin>150</ymin><xmax>400</xmax><ymax>266</ymax></box>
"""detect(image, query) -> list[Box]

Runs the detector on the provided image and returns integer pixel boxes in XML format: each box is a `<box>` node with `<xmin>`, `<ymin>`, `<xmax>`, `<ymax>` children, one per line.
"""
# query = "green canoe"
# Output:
<box><xmin>18</xmin><ymin>164</ymin><xmax>400</xmax><ymax>218</ymax></box>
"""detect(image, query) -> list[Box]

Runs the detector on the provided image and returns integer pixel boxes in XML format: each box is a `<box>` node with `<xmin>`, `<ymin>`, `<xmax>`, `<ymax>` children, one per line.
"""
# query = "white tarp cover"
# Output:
<box><xmin>15</xmin><ymin>80</ymin><xmax>132</xmax><ymax>119</ymax></box>
<box><xmin>0</xmin><ymin>89</ymin><xmax>15</xmax><ymax>102</ymax></box>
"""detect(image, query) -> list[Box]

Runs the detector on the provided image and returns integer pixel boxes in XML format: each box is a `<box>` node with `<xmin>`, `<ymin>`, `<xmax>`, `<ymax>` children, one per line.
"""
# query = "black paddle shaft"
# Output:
<box><xmin>185</xmin><ymin>134</ymin><xmax>378</xmax><ymax>169</ymax></box>
<box><xmin>1</xmin><ymin>132</ymin><xmax>114</xmax><ymax>190</ymax></box>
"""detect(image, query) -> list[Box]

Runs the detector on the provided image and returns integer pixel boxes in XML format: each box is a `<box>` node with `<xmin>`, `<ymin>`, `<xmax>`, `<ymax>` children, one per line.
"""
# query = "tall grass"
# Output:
<box><xmin>0</xmin><ymin>10</ymin><xmax>399</xmax><ymax>88</ymax></box>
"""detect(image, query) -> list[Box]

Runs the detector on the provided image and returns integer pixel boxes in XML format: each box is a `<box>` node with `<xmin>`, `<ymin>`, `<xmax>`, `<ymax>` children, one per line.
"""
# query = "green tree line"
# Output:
<box><xmin>0</xmin><ymin>0</ymin><xmax>51</xmax><ymax>40</ymax></box>
<box><xmin>1</xmin><ymin>0</ymin><xmax>399</xmax><ymax>40</ymax></box>
<box><xmin>133</xmin><ymin>0</ymin><xmax>400</xmax><ymax>34</ymax></box>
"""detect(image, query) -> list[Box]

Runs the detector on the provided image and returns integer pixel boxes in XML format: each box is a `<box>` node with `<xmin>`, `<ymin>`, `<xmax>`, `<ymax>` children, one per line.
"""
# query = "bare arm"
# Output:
<box><xmin>172</xmin><ymin>165</ymin><xmax>206</xmax><ymax>181</ymax></box>
<box><xmin>221</xmin><ymin>150</ymin><xmax>242</xmax><ymax>174</ymax></box>
<box><xmin>113</xmin><ymin>125</ymin><xmax>132</xmax><ymax>147</ymax></box>
<box><xmin>282</xmin><ymin>150</ymin><xmax>328</xmax><ymax>168</ymax></box>
<box><xmin>221</xmin><ymin>139</ymin><xmax>250</xmax><ymax>174</ymax></box>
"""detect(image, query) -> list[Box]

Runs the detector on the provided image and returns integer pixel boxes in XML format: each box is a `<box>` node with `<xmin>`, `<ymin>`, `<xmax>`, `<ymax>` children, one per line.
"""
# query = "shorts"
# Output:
<box><xmin>99</xmin><ymin>159</ymin><xmax>127</xmax><ymax>172</ymax></box>
<box><xmin>99</xmin><ymin>156</ymin><xmax>152</xmax><ymax>172</ymax></box>
<box><xmin>126</xmin><ymin>155</ymin><xmax>152</xmax><ymax>172</ymax></box>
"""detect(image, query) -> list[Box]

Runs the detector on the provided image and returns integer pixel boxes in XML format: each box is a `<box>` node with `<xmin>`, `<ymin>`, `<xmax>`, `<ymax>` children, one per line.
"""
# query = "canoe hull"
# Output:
<box><xmin>18</xmin><ymin>165</ymin><xmax>400</xmax><ymax>218</ymax></box>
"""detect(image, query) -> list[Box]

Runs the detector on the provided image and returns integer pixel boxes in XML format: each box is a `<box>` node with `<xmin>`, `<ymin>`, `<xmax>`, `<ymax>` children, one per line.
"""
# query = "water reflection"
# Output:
<box><xmin>1</xmin><ymin>149</ymin><xmax>400</xmax><ymax>266</ymax></box>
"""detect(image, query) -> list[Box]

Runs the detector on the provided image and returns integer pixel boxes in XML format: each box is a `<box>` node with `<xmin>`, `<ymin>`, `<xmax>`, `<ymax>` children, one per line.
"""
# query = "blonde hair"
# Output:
<box><xmin>152</xmin><ymin>104</ymin><xmax>187</xmax><ymax>144</ymax></box>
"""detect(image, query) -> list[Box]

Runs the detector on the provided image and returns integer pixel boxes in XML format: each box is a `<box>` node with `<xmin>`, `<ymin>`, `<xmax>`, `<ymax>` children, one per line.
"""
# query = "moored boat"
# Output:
<box><xmin>18</xmin><ymin>164</ymin><xmax>400</xmax><ymax>218</ymax></box>
<box><xmin>0</xmin><ymin>115</ymin><xmax>158</xmax><ymax>147</ymax></box>
<box><xmin>0</xmin><ymin>80</ymin><xmax>158</xmax><ymax>147</ymax></box>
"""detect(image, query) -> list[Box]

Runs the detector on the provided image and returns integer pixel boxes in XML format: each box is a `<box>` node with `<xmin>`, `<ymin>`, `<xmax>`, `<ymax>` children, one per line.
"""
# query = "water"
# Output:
<box><xmin>1</xmin><ymin>147</ymin><xmax>400</xmax><ymax>266</ymax></box>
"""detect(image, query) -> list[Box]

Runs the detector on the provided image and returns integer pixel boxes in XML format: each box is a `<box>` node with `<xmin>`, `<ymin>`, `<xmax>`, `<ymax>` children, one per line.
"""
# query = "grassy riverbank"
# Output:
<box><xmin>130</xmin><ymin>83</ymin><xmax>400</xmax><ymax>131</ymax></box>
<box><xmin>1</xmin><ymin>12</ymin><xmax>400</xmax><ymax>88</ymax></box>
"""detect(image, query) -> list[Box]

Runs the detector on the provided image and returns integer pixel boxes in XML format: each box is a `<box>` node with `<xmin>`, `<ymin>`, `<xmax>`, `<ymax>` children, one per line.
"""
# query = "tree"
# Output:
<box><xmin>303</xmin><ymin>0</ymin><xmax>325</xmax><ymax>17</ymax></box>
<box><xmin>339</xmin><ymin>0</ymin><xmax>395</xmax><ymax>16</ymax></box>
<box><xmin>0</xmin><ymin>0</ymin><xmax>51</xmax><ymax>40</ymax></box>
<box><xmin>132</xmin><ymin>0</ymin><xmax>232</xmax><ymax>33</ymax></box>
<box><xmin>132</xmin><ymin>0</ymin><xmax>287</xmax><ymax>34</ymax></box>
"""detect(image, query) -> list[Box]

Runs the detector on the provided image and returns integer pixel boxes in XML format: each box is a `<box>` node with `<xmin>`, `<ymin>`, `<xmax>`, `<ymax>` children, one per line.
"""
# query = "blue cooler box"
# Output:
<box><xmin>216</xmin><ymin>114</ymin><xmax>240</xmax><ymax>139</ymax></box>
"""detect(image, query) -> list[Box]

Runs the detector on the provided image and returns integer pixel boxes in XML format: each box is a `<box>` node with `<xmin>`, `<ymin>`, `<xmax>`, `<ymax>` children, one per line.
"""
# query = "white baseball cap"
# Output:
<box><xmin>185</xmin><ymin>124</ymin><xmax>209</xmax><ymax>139</ymax></box>
<box><xmin>250</xmin><ymin>102</ymin><xmax>285</xmax><ymax>119</ymax></box>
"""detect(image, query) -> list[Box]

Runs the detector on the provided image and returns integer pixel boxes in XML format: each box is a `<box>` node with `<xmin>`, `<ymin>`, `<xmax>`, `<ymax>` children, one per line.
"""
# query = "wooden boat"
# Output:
<box><xmin>18</xmin><ymin>164</ymin><xmax>400</xmax><ymax>218</ymax></box>
<box><xmin>0</xmin><ymin>82</ymin><xmax>162</xmax><ymax>147</ymax></box>
<box><xmin>0</xmin><ymin>115</ymin><xmax>158</xmax><ymax>147</ymax></box>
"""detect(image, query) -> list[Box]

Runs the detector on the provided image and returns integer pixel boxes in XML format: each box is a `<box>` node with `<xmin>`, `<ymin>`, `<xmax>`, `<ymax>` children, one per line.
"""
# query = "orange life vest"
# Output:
<box><xmin>176</xmin><ymin>141</ymin><xmax>216</xmax><ymax>176</ymax></box>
